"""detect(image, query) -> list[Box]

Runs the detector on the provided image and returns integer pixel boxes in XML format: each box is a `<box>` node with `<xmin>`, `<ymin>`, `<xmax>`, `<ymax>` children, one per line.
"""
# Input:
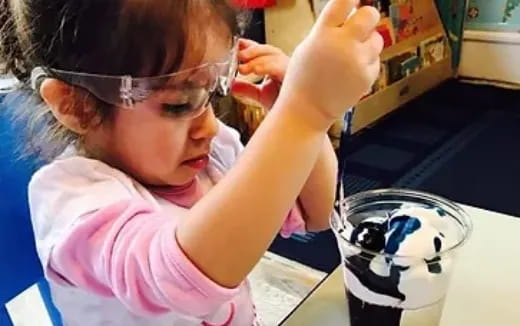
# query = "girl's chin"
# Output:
<box><xmin>167</xmin><ymin>169</ymin><xmax>199</xmax><ymax>186</ymax></box>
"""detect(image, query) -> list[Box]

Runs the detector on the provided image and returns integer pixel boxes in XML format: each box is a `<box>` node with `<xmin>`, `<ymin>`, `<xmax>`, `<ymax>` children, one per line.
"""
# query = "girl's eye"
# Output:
<box><xmin>161</xmin><ymin>103</ymin><xmax>192</xmax><ymax>116</ymax></box>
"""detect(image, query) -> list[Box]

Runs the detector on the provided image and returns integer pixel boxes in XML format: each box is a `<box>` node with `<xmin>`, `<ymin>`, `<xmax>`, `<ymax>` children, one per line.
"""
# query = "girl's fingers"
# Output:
<box><xmin>238</xmin><ymin>63</ymin><xmax>254</xmax><ymax>75</ymax></box>
<box><xmin>366</xmin><ymin>31</ymin><xmax>384</xmax><ymax>64</ymax></box>
<box><xmin>316</xmin><ymin>0</ymin><xmax>359</xmax><ymax>28</ymax></box>
<box><xmin>240</xmin><ymin>56</ymin><xmax>286</xmax><ymax>81</ymax></box>
<box><xmin>344</xmin><ymin>5</ymin><xmax>380</xmax><ymax>41</ymax></box>
<box><xmin>239</xmin><ymin>44</ymin><xmax>283</xmax><ymax>62</ymax></box>
<box><xmin>238</xmin><ymin>38</ymin><xmax>259</xmax><ymax>50</ymax></box>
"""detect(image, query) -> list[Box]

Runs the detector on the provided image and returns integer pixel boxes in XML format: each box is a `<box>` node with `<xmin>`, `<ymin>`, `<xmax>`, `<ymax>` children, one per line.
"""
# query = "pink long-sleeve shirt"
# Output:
<box><xmin>28</xmin><ymin>122</ymin><xmax>306</xmax><ymax>326</ymax></box>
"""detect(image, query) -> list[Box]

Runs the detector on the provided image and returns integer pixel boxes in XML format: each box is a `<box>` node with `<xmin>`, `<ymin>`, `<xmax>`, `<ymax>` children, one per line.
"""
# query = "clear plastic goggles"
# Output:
<box><xmin>30</xmin><ymin>38</ymin><xmax>239</xmax><ymax>119</ymax></box>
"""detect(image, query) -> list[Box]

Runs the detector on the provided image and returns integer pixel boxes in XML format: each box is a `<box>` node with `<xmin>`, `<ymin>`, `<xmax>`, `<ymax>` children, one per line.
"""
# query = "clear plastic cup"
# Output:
<box><xmin>331</xmin><ymin>189</ymin><xmax>472</xmax><ymax>326</ymax></box>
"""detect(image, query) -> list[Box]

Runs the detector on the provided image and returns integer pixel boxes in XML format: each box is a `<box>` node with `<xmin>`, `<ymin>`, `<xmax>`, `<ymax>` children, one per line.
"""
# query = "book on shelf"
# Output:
<box><xmin>358</xmin><ymin>0</ymin><xmax>451</xmax><ymax>98</ymax></box>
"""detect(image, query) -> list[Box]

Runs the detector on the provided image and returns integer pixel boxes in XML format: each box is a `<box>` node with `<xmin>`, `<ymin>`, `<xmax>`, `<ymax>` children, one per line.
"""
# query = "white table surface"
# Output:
<box><xmin>282</xmin><ymin>205</ymin><xmax>520</xmax><ymax>325</ymax></box>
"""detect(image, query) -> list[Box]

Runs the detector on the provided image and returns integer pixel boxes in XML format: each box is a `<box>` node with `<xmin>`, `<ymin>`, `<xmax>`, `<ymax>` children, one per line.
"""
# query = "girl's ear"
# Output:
<box><xmin>40</xmin><ymin>79</ymin><xmax>93</xmax><ymax>135</ymax></box>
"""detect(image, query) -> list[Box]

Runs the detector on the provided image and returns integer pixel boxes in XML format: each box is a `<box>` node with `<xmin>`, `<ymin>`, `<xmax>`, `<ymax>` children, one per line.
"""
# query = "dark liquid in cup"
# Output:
<box><xmin>346</xmin><ymin>290</ymin><xmax>403</xmax><ymax>326</ymax></box>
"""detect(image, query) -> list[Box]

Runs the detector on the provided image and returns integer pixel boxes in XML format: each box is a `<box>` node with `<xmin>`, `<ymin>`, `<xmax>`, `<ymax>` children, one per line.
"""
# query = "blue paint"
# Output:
<box><xmin>385</xmin><ymin>215</ymin><xmax>421</xmax><ymax>255</ymax></box>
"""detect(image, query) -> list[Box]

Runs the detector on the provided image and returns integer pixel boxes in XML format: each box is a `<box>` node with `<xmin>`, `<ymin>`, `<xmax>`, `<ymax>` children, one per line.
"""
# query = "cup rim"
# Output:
<box><xmin>331</xmin><ymin>188</ymin><xmax>474</xmax><ymax>261</ymax></box>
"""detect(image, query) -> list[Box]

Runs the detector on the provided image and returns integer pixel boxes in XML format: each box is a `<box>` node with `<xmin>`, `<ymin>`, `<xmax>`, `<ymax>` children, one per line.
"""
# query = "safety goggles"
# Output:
<box><xmin>30</xmin><ymin>37</ymin><xmax>239</xmax><ymax>119</ymax></box>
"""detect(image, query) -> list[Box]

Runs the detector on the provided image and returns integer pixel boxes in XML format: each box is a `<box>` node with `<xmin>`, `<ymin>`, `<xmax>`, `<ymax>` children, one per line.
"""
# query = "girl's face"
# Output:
<box><xmin>84</xmin><ymin>38</ymin><xmax>231</xmax><ymax>187</ymax></box>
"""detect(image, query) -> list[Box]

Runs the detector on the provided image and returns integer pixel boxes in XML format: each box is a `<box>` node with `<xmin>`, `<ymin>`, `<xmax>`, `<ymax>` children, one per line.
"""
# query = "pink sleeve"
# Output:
<box><xmin>213</xmin><ymin>122</ymin><xmax>306</xmax><ymax>239</ymax></box>
<box><xmin>47</xmin><ymin>200</ymin><xmax>239</xmax><ymax>318</ymax></box>
<box><xmin>280</xmin><ymin>204</ymin><xmax>306</xmax><ymax>239</ymax></box>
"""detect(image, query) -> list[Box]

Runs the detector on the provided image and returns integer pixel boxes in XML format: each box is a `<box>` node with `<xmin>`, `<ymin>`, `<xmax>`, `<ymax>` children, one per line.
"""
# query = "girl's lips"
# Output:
<box><xmin>182</xmin><ymin>155</ymin><xmax>209</xmax><ymax>170</ymax></box>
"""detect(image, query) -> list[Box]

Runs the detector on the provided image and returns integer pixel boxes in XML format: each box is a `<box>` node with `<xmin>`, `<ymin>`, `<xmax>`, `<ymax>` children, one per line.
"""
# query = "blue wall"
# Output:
<box><xmin>0</xmin><ymin>94</ymin><xmax>52</xmax><ymax>324</ymax></box>
<box><xmin>466</xmin><ymin>0</ymin><xmax>520</xmax><ymax>31</ymax></box>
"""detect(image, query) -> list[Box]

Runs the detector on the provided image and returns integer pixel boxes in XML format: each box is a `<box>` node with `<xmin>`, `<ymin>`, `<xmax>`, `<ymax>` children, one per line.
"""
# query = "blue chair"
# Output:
<box><xmin>0</xmin><ymin>94</ymin><xmax>62</xmax><ymax>325</ymax></box>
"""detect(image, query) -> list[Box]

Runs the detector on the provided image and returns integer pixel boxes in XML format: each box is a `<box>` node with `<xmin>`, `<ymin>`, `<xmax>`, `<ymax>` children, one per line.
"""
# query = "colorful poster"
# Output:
<box><xmin>420</xmin><ymin>34</ymin><xmax>447</xmax><ymax>67</ymax></box>
<box><xmin>386</xmin><ymin>0</ymin><xmax>438</xmax><ymax>43</ymax></box>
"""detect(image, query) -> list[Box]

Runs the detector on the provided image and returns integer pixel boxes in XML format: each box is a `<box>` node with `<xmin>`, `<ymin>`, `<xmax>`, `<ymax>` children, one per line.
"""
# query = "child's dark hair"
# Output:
<box><xmin>0</xmin><ymin>0</ymin><xmax>248</xmax><ymax>161</ymax></box>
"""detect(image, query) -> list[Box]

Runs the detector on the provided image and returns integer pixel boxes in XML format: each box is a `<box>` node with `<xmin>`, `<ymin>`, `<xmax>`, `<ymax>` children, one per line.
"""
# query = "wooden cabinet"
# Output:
<box><xmin>265</xmin><ymin>0</ymin><xmax>454</xmax><ymax>134</ymax></box>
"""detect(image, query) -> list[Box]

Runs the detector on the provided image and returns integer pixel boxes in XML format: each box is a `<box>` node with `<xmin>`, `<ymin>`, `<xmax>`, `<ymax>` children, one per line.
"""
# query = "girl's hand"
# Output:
<box><xmin>238</xmin><ymin>39</ymin><xmax>288</xmax><ymax>82</ymax></box>
<box><xmin>232</xmin><ymin>39</ymin><xmax>289</xmax><ymax>110</ymax></box>
<box><xmin>278</xmin><ymin>0</ymin><xmax>383</xmax><ymax>130</ymax></box>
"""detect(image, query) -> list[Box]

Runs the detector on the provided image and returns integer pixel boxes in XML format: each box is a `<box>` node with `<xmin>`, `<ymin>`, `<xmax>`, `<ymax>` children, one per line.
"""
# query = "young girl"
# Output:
<box><xmin>0</xmin><ymin>0</ymin><xmax>382</xmax><ymax>324</ymax></box>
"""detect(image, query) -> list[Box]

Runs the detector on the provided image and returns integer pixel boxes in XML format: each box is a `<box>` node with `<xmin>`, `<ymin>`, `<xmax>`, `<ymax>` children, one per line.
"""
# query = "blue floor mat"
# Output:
<box><xmin>396</xmin><ymin>110</ymin><xmax>520</xmax><ymax>217</ymax></box>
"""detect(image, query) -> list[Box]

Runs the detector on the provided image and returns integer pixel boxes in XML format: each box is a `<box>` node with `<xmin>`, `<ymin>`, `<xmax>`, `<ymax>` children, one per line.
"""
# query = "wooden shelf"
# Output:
<box><xmin>264</xmin><ymin>0</ymin><xmax>455</xmax><ymax>136</ymax></box>
<box><xmin>353</xmin><ymin>57</ymin><xmax>453</xmax><ymax>133</ymax></box>
<box><xmin>381</xmin><ymin>25</ymin><xmax>446</xmax><ymax>61</ymax></box>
